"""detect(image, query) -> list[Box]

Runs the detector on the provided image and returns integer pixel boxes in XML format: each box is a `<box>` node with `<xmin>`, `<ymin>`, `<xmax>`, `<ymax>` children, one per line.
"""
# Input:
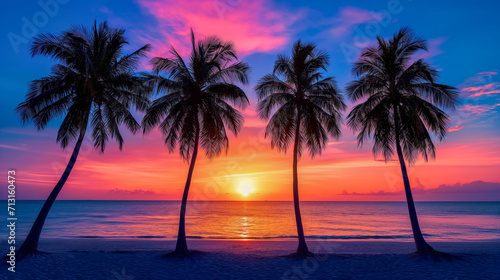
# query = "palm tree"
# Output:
<box><xmin>15</xmin><ymin>21</ymin><xmax>150</xmax><ymax>259</ymax></box>
<box><xmin>346</xmin><ymin>27</ymin><xmax>459</xmax><ymax>254</ymax></box>
<box><xmin>255</xmin><ymin>41</ymin><xmax>346</xmax><ymax>256</ymax></box>
<box><xmin>142</xmin><ymin>30</ymin><xmax>250</xmax><ymax>256</ymax></box>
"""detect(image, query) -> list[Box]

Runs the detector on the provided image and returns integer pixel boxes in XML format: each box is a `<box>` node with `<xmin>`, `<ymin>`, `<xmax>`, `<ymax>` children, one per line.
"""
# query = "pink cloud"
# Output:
<box><xmin>412</xmin><ymin>37</ymin><xmax>447</xmax><ymax>61</ymax></box>
<box><xmin>462</xmin><ymin>83</ymin><xmax>500</xmax><ymax>97</ymax></box>
<box><xmin>470</xmin><ymin>90</ymin><xmax>500</xmax><ymax>97</ymax></box>
<box><xmin>242</xmin><ymin>109</ymin><xmax>266</xmax><ymax>128</ymax></box>
<box><xmin>447</xmin><ymin>126</ymin><xmax>464</xmax><ymax>132</ymax></box>
<box><xmin>478</xmin><ymin>71</ymin><xmax>498</xmax><ymax>76</ymax></box>
<box><xmin>459</xmin><ymin>103</ymin><xmax>500</xmax><ymax>115</ymax></box>
<box><xmin>328</xmin><ymin>6</ymin><xmax>375</xmax><ymax>38</ymax></box>
<box><xmin>458</xmin><ymin>71</ymin><xmax>498</xmax><ymax>93</ymax></box>
<box><xmin>135</xmin><ymin>0</ymin><xmax>302</xmax><ymax>57</ymax></box>
<box><xmin>98</xmin><ymin>6</ymin><xmax>112</xmax><ymax>14</ymax></box>
<box><xmin>0</xmin><ymin>144</ymin><xmax>28</xmax><ymax>151</ymax></box>
<box><xmin>240</xmin><ymin>98</ymin><xmax>267</xmax><ymax>128</ymax></box>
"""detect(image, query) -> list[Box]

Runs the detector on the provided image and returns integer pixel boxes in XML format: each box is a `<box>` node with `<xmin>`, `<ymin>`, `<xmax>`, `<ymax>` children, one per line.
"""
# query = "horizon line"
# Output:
<box><xmin>6</xmin><ymin>200</ymin><xmax>500</xmax><ymax>202</ymax></box>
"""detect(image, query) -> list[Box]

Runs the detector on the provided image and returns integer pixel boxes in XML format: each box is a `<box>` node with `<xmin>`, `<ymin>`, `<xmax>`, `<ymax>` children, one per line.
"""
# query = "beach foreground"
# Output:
<box><xmin>2</xmin><ymin>239</ymin><xmax>500</xmax><ymax>279</ymax></box>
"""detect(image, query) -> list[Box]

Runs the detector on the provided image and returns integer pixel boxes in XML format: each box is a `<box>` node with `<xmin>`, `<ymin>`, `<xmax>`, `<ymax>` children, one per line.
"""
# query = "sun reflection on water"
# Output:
<box><xmin>240</xmin><ymin>216</ymin><xmax>249</xmax><ymax>240</ymax></box>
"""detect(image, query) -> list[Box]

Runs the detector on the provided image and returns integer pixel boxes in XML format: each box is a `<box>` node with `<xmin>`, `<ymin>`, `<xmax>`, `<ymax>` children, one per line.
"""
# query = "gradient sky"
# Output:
<box><xmin>1</xmin><ymin>0</ymin><xmax>499</xmax><ymax>201</ymax></box>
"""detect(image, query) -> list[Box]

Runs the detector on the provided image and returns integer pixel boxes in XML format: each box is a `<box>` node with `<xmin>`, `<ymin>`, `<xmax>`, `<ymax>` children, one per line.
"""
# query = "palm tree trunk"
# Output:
<box><xmin>174</xmin><ymin>124</ymin><xmax>200</xmax><ymax>254</ymax></box>
<box><xmin>17</xmin><ymin>125</ymin><xmax>87</xmax><ymax>258</ymax></box>
<box><xmin>394</xmin><ymin>106</ymin><xmax>434</xmax><ymax>253</ymax></box>
<box><xmin>293</xmin><ymin>112</ymin><xmax>309</xmax><ymax>255</ymax></box>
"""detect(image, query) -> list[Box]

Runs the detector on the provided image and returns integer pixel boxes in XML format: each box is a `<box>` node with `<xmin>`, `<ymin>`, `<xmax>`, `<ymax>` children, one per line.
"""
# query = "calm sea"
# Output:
<box><xmin>3</xmin><ymin>201</ymin><xmax>500</xmax><ymax>241</ymax></box>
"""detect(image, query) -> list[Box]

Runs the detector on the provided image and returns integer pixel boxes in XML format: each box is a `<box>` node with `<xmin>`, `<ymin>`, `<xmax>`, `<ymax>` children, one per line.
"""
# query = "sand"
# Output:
<box><xmin>2</xmin><ymin>239</ymin><xmax>500</xmax><ymax>279</ymax></box>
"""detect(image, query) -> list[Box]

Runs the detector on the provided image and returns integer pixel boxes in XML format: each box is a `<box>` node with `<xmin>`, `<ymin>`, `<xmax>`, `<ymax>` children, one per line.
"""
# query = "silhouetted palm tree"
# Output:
<box><xmin>346</xmin><ymin>27</ymin><xmax>458</xmax><ymax>254</ymax></box>
<box><xmin>255</xmin><ymin>41</ymin><xmax>346</xmax><ymax>256</ymax></box>
<box><xmin>142</xmin><ymin>30</ymin><xmax>249</xmax><ymax>256</ymax></box>
<box><xmin>15</xmin><ymin>21</ymin><xmax>150</xmax><ymax>259</ymax></box>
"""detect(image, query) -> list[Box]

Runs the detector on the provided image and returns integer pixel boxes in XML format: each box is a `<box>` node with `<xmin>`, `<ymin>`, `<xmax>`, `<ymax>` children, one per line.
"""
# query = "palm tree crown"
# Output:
<box><xmin>142</xmin><ymin>31</ymin><xmax>250</xmax><ymax>160</ymax></box>
<box><xmin>256</xmin><ymin>40</ymin><xmax>346</xmax><ymax>156</ymax></box>
<box><xmin>17</xmin><ymin>21</ymin><xmax>150</xmax><ymax>151</ymax></box>
<box><xmin>346</xmin><ymin>27</ymin><xmax>459</xmax><ymax>163</ymax></box>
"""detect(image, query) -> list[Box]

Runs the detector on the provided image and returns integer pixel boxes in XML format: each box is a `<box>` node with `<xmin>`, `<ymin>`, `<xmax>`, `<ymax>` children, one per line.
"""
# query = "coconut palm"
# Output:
<box><xmin>255</xmin><ymin>41</ymin><xmax>346</xmax><ymax>256</ymax></box>
<box><xmin>142</xmin><ymin>30</ymin><xmax>249</xmax><ymax>256</ymax></box>
<box><xmin>346</xmin><ymin>27</ymin><xmax>459</xmax><ymax>254</ymax></box>
<box><xmin>15</xmin><ymin>21</ymin><xmax>150</xmax><ymax>259</ymax></box>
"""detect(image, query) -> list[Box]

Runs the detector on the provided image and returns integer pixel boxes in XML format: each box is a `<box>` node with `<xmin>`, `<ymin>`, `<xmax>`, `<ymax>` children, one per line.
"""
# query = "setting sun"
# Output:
<box><xmin>237</xmin><ymin>178</ymin><xmax>255</xmax><ymax>197</ymax></box>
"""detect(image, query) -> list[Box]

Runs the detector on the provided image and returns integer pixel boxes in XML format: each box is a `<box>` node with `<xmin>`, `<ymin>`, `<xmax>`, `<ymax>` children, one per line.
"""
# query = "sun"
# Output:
<box><xmin>236</xmin><ymin>178</ymin><xmax>255</xmax><ymax>197</ymax></box>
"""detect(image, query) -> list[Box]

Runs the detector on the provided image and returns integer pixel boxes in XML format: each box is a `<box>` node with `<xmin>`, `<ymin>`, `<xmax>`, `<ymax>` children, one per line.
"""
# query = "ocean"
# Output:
<box><xmin>4</xmin><ymin>201</ymin><xmax>500</xmax><ymax>241</ymax></box>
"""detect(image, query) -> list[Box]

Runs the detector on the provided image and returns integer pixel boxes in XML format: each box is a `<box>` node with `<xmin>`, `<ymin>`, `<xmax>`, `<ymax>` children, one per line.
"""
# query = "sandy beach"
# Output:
<box><xmin>2</xmin><ymin>239</ymin><xmax>499</xmax><ymax>279</ymax></box>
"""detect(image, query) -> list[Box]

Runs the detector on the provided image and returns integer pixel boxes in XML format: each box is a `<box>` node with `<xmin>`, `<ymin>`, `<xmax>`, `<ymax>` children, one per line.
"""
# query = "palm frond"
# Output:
<box><xmin>143</xmin><ymin>30</ymin><xmax>249</xmax><ymax>160</ymax></box>
<box><xmin>257</xmin><ymin>40</ymin><xmax>345</xmax><ymax>158</ymax></box>
<box><xmin>346</xmin><ymin>27</ymin><xmax>459</xmax><ymax>163</ymax></box>
<box><xmin>19</xmin><ymin>21</ymin><xmax>148</xmax><ymax>151</ymax></box>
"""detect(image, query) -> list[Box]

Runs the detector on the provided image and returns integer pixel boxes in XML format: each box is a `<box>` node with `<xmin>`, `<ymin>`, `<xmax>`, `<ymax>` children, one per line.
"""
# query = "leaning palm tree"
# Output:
<box><xmin>142</xmin><ymin>30</ymin><xmax>250</xmax><ymax>256</ymax></box>
<box><xmin>255</xmin><ymin>41</ymin><xmax>346</xmax><ymax>256</ymax></box>
<box><xmin>15</xmin><ymin>21</ymin><xmax>150</xmax><ymax>259</ymax></box>
<box><xmin>346</xmin><ymin>27</ymin><xmax>458</xmax><ymax>254</ymax></box>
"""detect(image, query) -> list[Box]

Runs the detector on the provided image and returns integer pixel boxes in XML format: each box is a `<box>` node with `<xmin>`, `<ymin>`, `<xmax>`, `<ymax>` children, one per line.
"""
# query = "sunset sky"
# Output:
<box><xmin>1</xmin><ymin>0</ymin><xmax>499</xmax><ymax>201</ymax></box>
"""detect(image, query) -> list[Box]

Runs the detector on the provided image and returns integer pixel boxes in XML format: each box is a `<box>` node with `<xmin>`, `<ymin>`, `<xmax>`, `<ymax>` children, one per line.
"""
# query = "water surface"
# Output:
<box><xmin>3</xmin><ymin>201</ymin><xmax>499</xmax><ymax>241</ymax></box>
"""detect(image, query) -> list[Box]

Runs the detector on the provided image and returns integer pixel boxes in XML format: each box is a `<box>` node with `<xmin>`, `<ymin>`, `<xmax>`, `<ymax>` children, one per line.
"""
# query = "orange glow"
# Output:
<box><xmin>2</xmin><ymin>119</ymin><xmax>499</xmax><ymax>202</ymax></box>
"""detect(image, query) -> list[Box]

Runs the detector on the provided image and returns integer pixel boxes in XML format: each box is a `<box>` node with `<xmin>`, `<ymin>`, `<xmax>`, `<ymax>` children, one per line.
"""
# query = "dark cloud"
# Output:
<box><xmin>339</xmin><ymin>181</ymin><xmax>500</xmax><ymax>201</ymax></box>
<box><xmin>340</xmin><ymin>190</ymin><xmax>398</xmax><ymax>196</ymax></box>
<box><xmin>106</xmin><ymin>188</ymin><xmax>158</xmax><ymax>197</ymax></box>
